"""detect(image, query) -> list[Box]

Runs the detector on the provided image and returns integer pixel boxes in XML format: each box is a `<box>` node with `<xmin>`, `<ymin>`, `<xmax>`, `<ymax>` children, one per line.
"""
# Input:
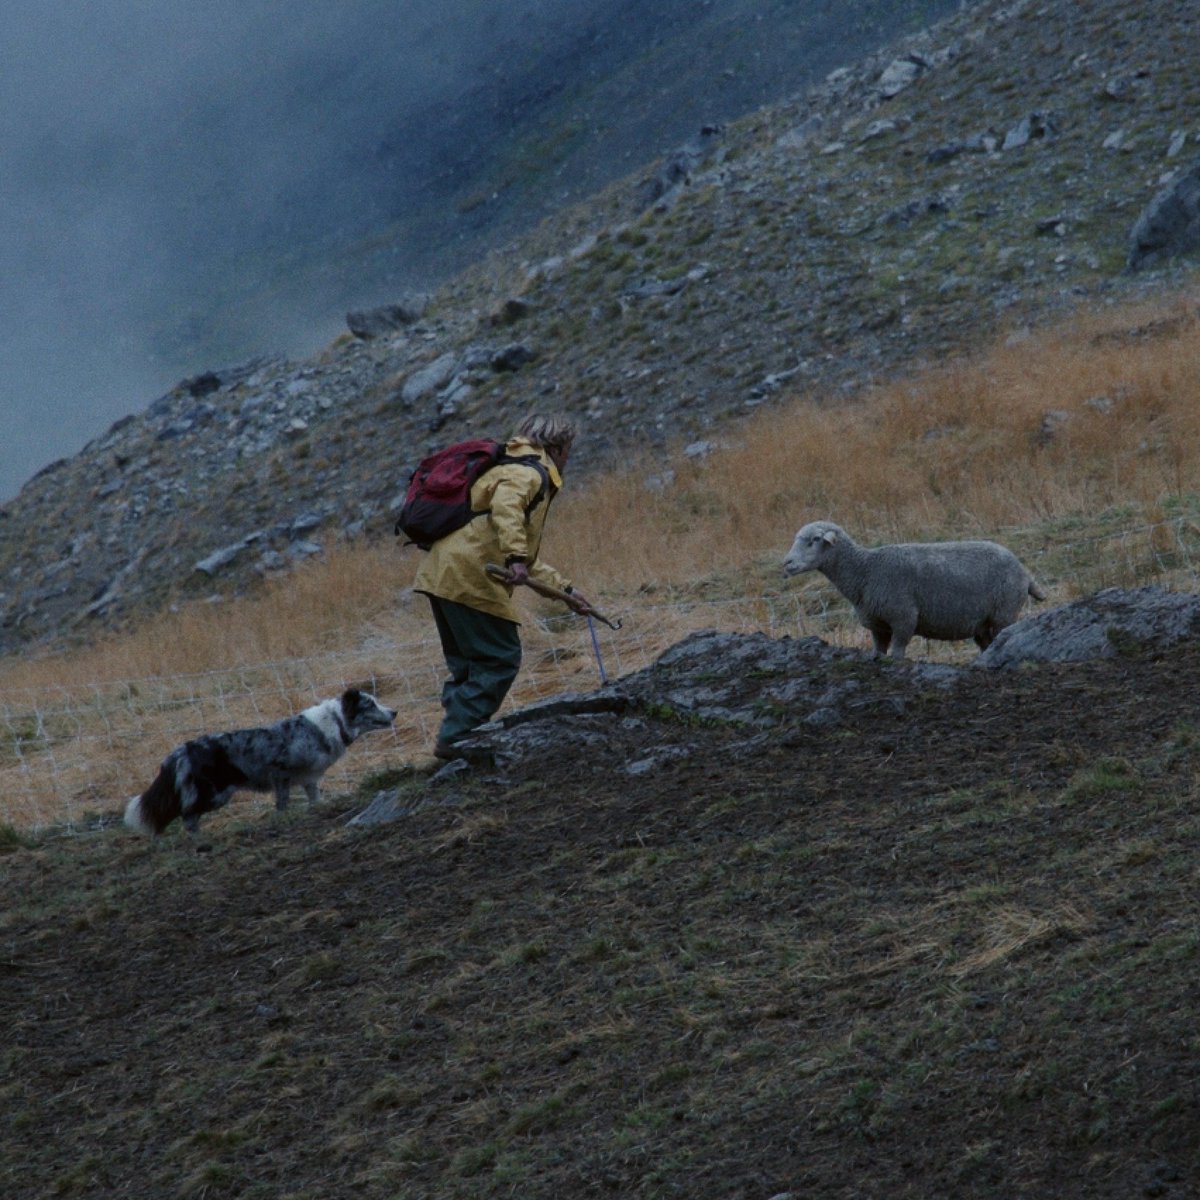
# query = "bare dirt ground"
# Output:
<box><xmin>3</xmin><ymin>640</ymin><xmax>1200</xmax><ymax>1199</ymax></box>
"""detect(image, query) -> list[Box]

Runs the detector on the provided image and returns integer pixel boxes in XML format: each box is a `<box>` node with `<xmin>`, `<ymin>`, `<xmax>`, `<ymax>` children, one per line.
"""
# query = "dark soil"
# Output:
<box><xmin>4</xmin><ymin>642</ymin><xmax>1200</xmax><ymax>1199</ymax></box>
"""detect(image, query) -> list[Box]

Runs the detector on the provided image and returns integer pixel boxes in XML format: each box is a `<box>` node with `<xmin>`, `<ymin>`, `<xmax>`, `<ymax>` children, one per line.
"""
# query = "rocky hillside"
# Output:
<box><xmin>212</xmin><ymin>0</ymin><xmax>972</xmax><ymax>347</ymax></box>
<box><xmin>6</xmin><ymin>590</ymin><xmax>1200</xmax><ymax>1197</ymax></box>
<box><xmin>3</xmin><ymin>0</ymin><xmax>1199</xmax><ymax>654</ymax></box>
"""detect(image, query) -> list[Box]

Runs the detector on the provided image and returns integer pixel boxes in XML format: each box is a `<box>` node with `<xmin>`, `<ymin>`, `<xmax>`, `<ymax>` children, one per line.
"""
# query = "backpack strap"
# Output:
<box><xmin>496</xmin><ymin>453</ymin><xmax>552</xmax><ymax>519</ymax></box>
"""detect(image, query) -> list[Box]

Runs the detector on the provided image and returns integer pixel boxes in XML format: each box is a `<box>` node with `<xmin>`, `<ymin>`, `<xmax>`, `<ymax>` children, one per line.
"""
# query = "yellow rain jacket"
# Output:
<box><xmin>412</xmin><ymin>437</ymin><xmax>573</xmax><ymax>623</ymax></box>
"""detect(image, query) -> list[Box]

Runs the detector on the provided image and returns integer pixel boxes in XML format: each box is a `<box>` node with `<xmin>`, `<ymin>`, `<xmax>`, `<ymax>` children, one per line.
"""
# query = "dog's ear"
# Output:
<box><xmin>341</xmin><ymin>687</ymin><xmax>362</xmax><ymax>710</ymax></box>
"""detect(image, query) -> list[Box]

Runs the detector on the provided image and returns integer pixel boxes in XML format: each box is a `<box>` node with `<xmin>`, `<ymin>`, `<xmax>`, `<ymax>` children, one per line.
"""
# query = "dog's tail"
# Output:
<box><xmin>124</xmin><ymin>758</ymin><xmax>184</xmax><ymax>836</ymax></box>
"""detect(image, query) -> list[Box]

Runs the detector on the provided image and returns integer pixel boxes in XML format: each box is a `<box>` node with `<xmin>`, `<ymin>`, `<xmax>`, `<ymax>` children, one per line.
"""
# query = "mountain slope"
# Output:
<box><xmin>139</xmin><ymin>0</ymin><xmax>971</xmax><ymax>366</ymax></box>
<box><xmin>2</xmin><ymin>0</ymin><xmax>1198</xmax><ymax>654</ymax></box>
<box><xmin>1</xmin><ymin>0</ymin><xmax>964</xmax><ymax>504</ymax></box>
<box><xmin>4</xmin><ymin>631</ymin><xmax>1200</xmax><ymax>1197</ymax></box>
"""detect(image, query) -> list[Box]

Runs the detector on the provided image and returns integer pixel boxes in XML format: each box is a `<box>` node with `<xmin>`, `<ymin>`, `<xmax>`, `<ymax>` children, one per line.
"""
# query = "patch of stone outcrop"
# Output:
<box><xmin>349</xmin><ymin>591</ymin><xmax>1200</xmax><ymax>822</ymax></box>
<box><xmin>619</xmin><ymin>630</ymin><xmax>958</xmax><ymax>719</ymax></box>
<box><xmin>192</xmin><ymin>516</ymin><xmax>329</xmax><ymax>578</ymax></box>
<box><xmin>345</xmin><ymin>295</ymin><xmax>429</xmax><ymax>339</ymax></box>
<box><xmin>977</xmin><ymin>585</ymin><xmax>1200</xmax><ymax>668</ymax></box>
<box><xmin>1000</xmin><ymin>109</ymin><xmax>1058</xmax><ymax>151</ymax></box>
<box><xmin>636</xmin><ymin>125</ymin><xmax>725</xmax><ymax>211</ymax></box>
<box><xmin>1127</xmin><ymin>157</ymin><xmax>1200</xmax><ymax>270</ymax></box>
<box><xmin>348</xmin><ymin>779</ymin><xmax>469</xmax><ymax>826</ymax></box>
<box><xmin>347</xmin><ymin>631</ymin><xmax>964</xmax><ymax>823</ymax></box>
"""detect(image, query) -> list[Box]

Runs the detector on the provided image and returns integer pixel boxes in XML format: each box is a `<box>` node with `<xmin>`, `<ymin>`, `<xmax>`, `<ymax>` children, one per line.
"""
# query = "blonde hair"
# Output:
<box><xmin>516</xmin><ymin>413</ymin><xmax>576</xmax><ymax>453</ymax></box>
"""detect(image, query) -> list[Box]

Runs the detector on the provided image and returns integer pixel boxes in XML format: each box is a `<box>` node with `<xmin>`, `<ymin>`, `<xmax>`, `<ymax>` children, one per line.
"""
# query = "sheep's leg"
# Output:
<box><xmin>303</xmin><ymin>781</ymin><xmax>321</xmax><ymax>806</ymax></box>
<box><xmin>974</xmin><ymin>620</ymin><xmax>1000</xmax><ymax>651</ymax></box>
<box><xmin>274</xmin><ymin>781</ymin><xmax>291</xmax><ymax>811</ymax></box>
<box><xmin>888</xmin><ymin>617</ymin><xmax>917</xmax><ymax>660</ymax></box>
<box><xmin>868</xmin><ymin>621</ymin><xmax>892</xmax><ymax>658</ymax></box>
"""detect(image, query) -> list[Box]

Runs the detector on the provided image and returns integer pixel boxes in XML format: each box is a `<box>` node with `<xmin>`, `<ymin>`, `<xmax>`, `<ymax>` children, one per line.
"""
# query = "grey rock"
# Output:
<box><xmin>907</xmin><ymin>663</ymin><xmax>963</xmax><ymax>689</ymax></box>
<box><xmin>347</xmin><ymin>778</ymin><xmax>470</xmax><ymax>825</ymax></box>
<box><xmin>491</xmin><ymin>343</ymin><xmax>537</xmax><ymax>372</ymax></box>
<box><xmin>195</xmin><ymin>534</ymin><xmax>262</xmax><ymax>576</ymax></box>
<box><xmin>637</xmin><ymin>124</ymin><xmax>724</xmax><ymax>208</ymax></box>
<box><xmin>347</xmin><ymin>789</ymin><xmax>406</xmax><ymax>826</ymax></box>
<box><xmin>1034</xmin><ymin>216</ymin><xmax>1068</xmax><ymax>236</ymax></box>
<box><xmin>965</xmin><ymin>130</ymin><xmax>1000</xmax><ymax>154</ymax></box>
<box><xmin>182</xmin><ymin>372</ymin><xmax>222</xmax><ymax>398</ymax></box>
<box><xmin>446</xmin><ymin>714</ymin><xmax>616</xmax><ymax>775</ymax></box>
<box><xmin>877</xmin><ymin>58</ymin><xmax>922</xmax><ymax>98</ymax></box>
<box><xmin>625</xmin><ymin>745</ymin><xmax>694</xmax><ymax>775</ymax></box>
<box><xmin>927</xmin><ymin>142</ymin><xmax>967</xmax><ymax>164</ymax></box>
<box><xmin>861</xmin><ymin>118</ymin><xmax>899</xmax><ymax>142</ymax></box>
<box><xmin>1097</xmin><ymin>76</ymin><xmax>1136</xmax><ymax>103</ymax></box>
<box><xmin>977</xmin><ymin>586</ymin><xmax>1200</xmax><ymax>669</ymax></box>
<box><xmin>460</xmin><ymin>344</ymin><xmax>494</xmax><ymax>371</ymax></box>
<box><xmin>392</xmin><ymin>603</ymin><xmax>1200</xmax><ymax>788</ymax></box>
<box><xmin>346</xmin><ymin>297</ymin><xmax>428</xmax><ymax>339</ymax></box>
<box><xmin>156</xmin><ymin>420</ymin><xmax>194</xmax><ymax>442</ymax></box>
<box><xmin>882</xmin><ymin>195</ymin><xmax>949</xmax><ymax>227</ymax></box>
<box><xmin>804</xmin><ymin>706</ymin><xmax>844</xmax><ymax>728</ymax></box>
<box><xmin>1002</xmin><ymin>111</ymin><xmax>1057</xmax><ymax>151</ymax></box>
<box><xmin>290</xmin><ymin>511</ymin><xmax>323</xmax><ymax>536</ymax></box>
<box><xmin>400</xmin><ymin>353</ymin><xmax>461</xmax><ymax>405</ymax></box>
<box><xmin>428</xmin><ymin>759</ymin><xmax>473</xmax><ymax>788</ymax></box>
<box><xmin>626</xmin><ymin>276</ymin><xmax>688</xmax><ymax>300</ymax></box>
<box><xmin>491</xmin><ymin>297</ymin><xmax>533</xmax><ymax>326</ymax></box>
<box><xmin>1127</xmin><ymin>158</ymin><xmax>1200</xmax><ymax>270</ymax></box>
<box><xmin>255</xmin><ymin>551</ymin><xmax>288</xmax><ymax>573</ymax></box>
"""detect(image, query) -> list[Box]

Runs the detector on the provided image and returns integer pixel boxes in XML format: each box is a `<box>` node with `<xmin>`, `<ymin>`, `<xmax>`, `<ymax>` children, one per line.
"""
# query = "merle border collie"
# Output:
<box><xmin>124</xmin><ymin>688</ymin><xmax>396</xmax><ymax>836</ymax></box>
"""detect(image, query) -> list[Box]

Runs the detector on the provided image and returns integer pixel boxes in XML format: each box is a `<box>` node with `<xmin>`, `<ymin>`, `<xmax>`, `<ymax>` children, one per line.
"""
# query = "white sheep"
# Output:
<box><xmin>783</xmin><ymin>520</ymin><xmax>1046</xmax><ymax>659</ymax></box>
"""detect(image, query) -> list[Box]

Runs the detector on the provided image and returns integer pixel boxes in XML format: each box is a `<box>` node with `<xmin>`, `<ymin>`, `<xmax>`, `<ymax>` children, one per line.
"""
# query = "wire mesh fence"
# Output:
<box><xmin>0</xmin><ymin>595</ymin><xmax>818</xmax><ymax>833</ymax></box>
<box><xmin>3</xmin><ymin>516</ymin><xmax>1198</xmax><ymax>832</ymax></box>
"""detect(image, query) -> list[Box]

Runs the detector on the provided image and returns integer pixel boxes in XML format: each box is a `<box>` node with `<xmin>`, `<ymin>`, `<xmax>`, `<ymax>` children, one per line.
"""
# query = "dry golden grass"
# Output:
<box><xmin>3</xmin><ymin>290</ymin><xmax>1200</xmax><ymax>829</ymax></box>
<box><xmin>949</xmin><ymin>903</ymin><xmax>1095</xmax><ymax>979</ymax></box>
<box><xmin>556</xmin><ymin>291</ymin><xmax>1200</xmax><ymax>594</ymax></box>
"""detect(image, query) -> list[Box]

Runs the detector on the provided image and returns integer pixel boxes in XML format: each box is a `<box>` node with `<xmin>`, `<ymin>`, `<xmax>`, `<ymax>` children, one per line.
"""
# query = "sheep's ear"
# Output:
<box><xmin>821</xmin><ymin>529</ymin><xmax>838</xmax><ymax>545</ymax></box>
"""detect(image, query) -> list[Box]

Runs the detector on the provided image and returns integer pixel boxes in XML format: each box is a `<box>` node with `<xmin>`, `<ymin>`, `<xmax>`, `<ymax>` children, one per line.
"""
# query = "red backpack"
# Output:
<box><xmin>394</xmin><ymin>438</ymin><xmax>549</xmax><ymax>550</ymax></box>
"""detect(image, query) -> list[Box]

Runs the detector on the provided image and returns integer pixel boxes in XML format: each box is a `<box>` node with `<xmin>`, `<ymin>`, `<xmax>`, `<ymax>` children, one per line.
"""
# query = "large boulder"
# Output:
<box><xmin>345</xmin><ymin>296</ymin><xmax>429</xmax><ymax>339</ymax></box>
<box><xmin>977</xmin><ymin>585</ymin><xmax>1200</xmax><ymax>668</ymax></box>
<box><xmin>1127</xmin><ymin>158</ymin><xmax>1200</xmax><ymax>270</ymax></box>
<box><xmin>636</xmin><ymin>125</ymin><xmax>723</xmax><ymax>209</ymax></box>
<box><xmin>399</xmin><ymin>352</ymin><xmax>461</xmax><ymax>405</ymax></box>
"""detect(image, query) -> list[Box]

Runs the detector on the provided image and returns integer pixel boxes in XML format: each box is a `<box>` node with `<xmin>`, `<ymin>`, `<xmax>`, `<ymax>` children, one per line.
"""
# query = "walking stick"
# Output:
<box><xmin>484</xmin><ymin>563</ymin><xmax>623</xmax><ymax>630</ymax></box>
<box><xmin>587</xmin><ymin>615</ymin><xmax>610</xmax><ymax>684</ymax></box>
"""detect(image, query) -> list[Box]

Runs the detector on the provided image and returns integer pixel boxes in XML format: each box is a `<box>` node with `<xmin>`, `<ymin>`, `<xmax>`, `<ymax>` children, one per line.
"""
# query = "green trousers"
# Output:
<box><xmin>427</xmin><ymin>596</ymin><xmax>523</xmax><ymax>744</ymax></box>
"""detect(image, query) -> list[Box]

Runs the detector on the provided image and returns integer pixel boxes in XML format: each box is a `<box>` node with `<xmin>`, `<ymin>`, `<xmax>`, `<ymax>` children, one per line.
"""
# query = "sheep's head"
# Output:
<box><xmin>783</xmin><ymin>520</ymin><xmax>843</xmax><ymax>576</ymax></box>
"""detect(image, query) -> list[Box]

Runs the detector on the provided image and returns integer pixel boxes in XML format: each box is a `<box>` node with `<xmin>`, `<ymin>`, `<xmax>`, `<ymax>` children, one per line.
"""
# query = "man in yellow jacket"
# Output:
<box><xmin>413</xmin><ymin>413</ymin><xmax>595</xmax><ymax>759</ymax></box>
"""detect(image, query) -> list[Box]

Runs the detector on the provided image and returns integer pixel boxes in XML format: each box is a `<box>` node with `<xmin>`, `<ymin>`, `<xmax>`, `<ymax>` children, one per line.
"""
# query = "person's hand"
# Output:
<box><xmin>505</xmin><ymin>561</ymin><xmax>530</xmax><ymax>586</ymax></box>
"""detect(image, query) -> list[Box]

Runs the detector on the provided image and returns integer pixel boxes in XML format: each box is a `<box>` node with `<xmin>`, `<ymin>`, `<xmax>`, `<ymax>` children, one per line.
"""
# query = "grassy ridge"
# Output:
<box><xmin>3</xmin><ymin>293</ymin><xmax>1200</xmax><ymax>831</ymax></box>
<box><xmin>2</xmin><ymin>643</ymin><xmax>1199</xmax><ymax>1197</ymax></box>
<box><xmin>3</xmin><ymin>291</ymin><xmax>1199</xmax><ymax>689</ymax></box>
